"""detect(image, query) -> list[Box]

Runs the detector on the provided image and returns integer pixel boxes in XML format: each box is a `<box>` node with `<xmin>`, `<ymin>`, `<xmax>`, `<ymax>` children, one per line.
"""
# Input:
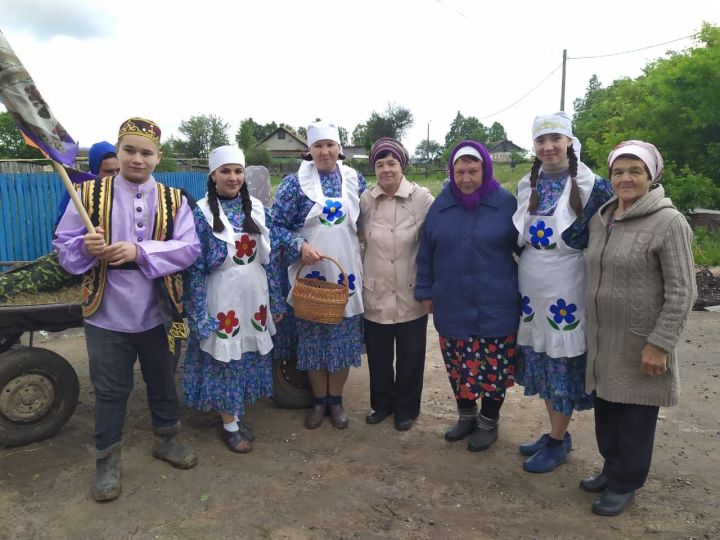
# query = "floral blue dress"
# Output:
<box><xmin>515</xmin><ymin>170</ymin><xmax>613</xmax><ymax>415</ymax></box>
<box><xmin>182</xmin><ymin>196</ymin><xmax>277</xmax><ymax>417</ymax></box>
<box><xmin>270</xmin><ymin>168</ymin><xmax>367</xmax><ymax>372</ymax></box>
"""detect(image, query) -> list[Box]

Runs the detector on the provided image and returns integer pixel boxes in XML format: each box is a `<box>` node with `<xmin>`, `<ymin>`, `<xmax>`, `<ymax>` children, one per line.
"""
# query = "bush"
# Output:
<box><xmin>663</xmin><ymin>165</ymin><xmax>720</xmax><ymax>215</ymax></box>
<box><xmin>692</xmin><ymin>226</ymin><xmax>720</xmax><ymax>267</ymax></box>
<box><xmin>245</xmin><ymin>147</ymin><xmax>273</xmax><ymax>167</ymax></box>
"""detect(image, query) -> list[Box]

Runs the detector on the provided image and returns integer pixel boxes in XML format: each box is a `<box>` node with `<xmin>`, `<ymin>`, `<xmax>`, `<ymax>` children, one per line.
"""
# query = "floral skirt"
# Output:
<box><xmin>439</xmin><ymin>334</ymin><xmax>516</xmax><ymax>401</ymax></box>
<box><xmin>296</xmin><ymin>315</ymin><xmax>362</xmax><ymax>372</ymax></box>
<box><xmin>272</xmin><ymin>308</ymin><xmax>298</xmax><ymax>361</ymax></box>
<box><xmin>182</xmin><ymin>337</ymin><xmax>273</xmax><ymax>417</ymax></box>
<box><xmin>514</xmin><ymin>345</ymin><xmax>594</xmax><ymax>416</ymax></box>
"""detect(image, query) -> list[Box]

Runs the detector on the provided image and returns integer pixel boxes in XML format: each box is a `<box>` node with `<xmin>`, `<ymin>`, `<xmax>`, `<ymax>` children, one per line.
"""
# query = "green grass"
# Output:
<box><xmin>692</xmin><ymin>226</ymin><xmax>720</xmax><ymax>266</ymax></box>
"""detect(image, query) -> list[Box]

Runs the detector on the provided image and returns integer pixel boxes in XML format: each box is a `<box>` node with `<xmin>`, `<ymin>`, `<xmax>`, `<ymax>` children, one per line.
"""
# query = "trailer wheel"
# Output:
<box><xmin>271</xmin><ymin>356</ymin><xmax>313</xmax><ymax>409</ymax></box>
<box><xmin>0</xmin><ymin>347</ymin><xmax>79</xmax><ymax>446</ymax></box>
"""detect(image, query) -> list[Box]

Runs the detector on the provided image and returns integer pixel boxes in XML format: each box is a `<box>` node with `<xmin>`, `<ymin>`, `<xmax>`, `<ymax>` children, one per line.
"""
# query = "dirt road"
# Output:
<box><xmin>1</xmin><ymin>312</ymin><xmax>718</xmax><ymax>540</ymax></box>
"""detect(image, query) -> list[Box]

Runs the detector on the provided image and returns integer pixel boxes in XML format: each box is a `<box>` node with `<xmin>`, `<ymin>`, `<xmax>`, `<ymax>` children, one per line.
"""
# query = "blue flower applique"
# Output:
<box><xmin>521</xmin><ymin>295</ymin><xmax>534</xmax><ymax>322</ymax></box>
<box><xmin>320</xmin><ymin>200</ymin><xmax>346</xmax><ymax>226</ymax></box>
<box><xmin>547</xmin><ymin>298</ymin><xmax>579</xmax><ymax>330</ymax></box>
<box><xmin>305</xmin><ymin>270</ymin><xmax>327</xmax><ymax>281</ymax></box>
<box><xmin>338</xmin><ymin>273</ymin><xmax>356</xmax><ymax>295</ymax></box>
<box><xmin>529</xmin><ymin>220</ymin><xmax>555</xmax><ymax>249</ymax></box>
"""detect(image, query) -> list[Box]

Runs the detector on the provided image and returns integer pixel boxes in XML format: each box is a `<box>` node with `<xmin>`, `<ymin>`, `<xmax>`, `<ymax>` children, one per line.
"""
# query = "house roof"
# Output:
<box><xmin>256</xmin><ymin>126</ymin><xmax>308</xmax><ymax>147</ymax></box>
<box><xmin>487</xmin><ymin>139</ymin><xmax>525</xmax><ymax>153</ymax></box>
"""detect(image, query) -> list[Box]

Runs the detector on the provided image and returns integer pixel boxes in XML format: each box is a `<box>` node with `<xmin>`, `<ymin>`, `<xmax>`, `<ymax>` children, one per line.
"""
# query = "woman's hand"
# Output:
<box><xmin>83</xmin><ymin>226</ymin><xmax>106</xmax><ymax>257</ymax></box>
<box><xmin>640</xmin><ymin>343</ymin><xmax>668</xmax><ymax>377</ymax></box>
<box><xmin>421</xmin><ymin>299</ymin><xmax>433</xmax><ymax>314</ymax></box>
<box><xmin>273</xmin><ymin>313</ymin><xmax>284</xmax><ymax>323</ymax></box>
<box><xmin>300</xmin><ymin>242</ymin><xmax>322</xmax><ymax>265</ymax></box>
<box><xmin>103</xmin><ymin>242</ymin><xmax>139</xmax><ymax>265</ymax></box>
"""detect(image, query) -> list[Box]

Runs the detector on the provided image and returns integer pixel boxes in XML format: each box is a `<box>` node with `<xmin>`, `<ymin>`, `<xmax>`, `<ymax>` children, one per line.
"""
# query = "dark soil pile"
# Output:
<box><xmin>694</xmin><ymin>268</ymin><xmax>720</xmax><ymax>310</ymax></box>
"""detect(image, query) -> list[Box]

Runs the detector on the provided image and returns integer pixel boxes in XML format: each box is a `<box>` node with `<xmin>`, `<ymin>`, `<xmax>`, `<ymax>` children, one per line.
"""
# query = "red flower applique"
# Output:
<box><xmin>251</xmin><ymin>305</ymin><xmax>268</xmax><ymax>332</ymax></box>
<box><xmin>233</xmin><ymin>235</ymin><xmax>257</xmax><ymax>265</ymax></box>
<box><xmin>216</xmin><ymin>310</ymin><xmax>240</xmax><ymax>338</ymax></box>
<box><xmin>235</xmin><ymin>235</ymin><xmax>256</xmax><ymax>257</ymax></box>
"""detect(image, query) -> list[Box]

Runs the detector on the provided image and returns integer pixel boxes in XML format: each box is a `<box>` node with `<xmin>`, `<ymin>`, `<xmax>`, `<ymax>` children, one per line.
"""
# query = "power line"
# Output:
<box><xmin>568</xmin><ymin>33</ymin><xmax>697</xmax><ymax>60</ymax></box>
<box><xmin>432</xmin><ymin>0</ymin><xmax>470</xmax><ymax>19</ymax></box>
<box><xmin>479</xmin><ymin>63</ymin><xmax>563</xmax><ymax>120</ymax></box>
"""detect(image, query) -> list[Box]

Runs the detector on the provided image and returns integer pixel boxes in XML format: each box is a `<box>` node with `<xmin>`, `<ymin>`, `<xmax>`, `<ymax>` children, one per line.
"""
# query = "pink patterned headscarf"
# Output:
<box><xmin>369</xmin><ymin>137</ymin><xmax>410</xmax><ymax>170</ymax></box>
<box><xmin>607</xmin><ymin>140</ymin><xmax>664</xmax><ymax>183</ymax></box>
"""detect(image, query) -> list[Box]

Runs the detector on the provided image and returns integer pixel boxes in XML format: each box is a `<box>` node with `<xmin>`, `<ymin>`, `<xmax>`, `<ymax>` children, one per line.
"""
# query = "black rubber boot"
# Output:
<box><xmin>92</xmin><ymin>445</ymin><xmax>122</xmax><ymax>502</ymax></box>
<box><xmin>467</xmin><ymin>414</ymin><xmax>499</xmax><ymax>452</ymax></box>
<box><xmin>444</xmin><ymin>404</ymin><xmax>478</xmax><ymax>442</ymax></box>
<box><xmin>152</xmin><ymin>423</ymin><xmax>198</xmax><ymax>469</ymax></box>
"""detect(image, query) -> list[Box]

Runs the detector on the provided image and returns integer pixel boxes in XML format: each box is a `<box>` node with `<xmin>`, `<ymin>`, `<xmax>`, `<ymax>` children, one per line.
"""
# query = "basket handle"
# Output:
<box><xmin>295</xmin><ymin>255</ymin><xmax>349</xmax><ymax>290</ymax></box>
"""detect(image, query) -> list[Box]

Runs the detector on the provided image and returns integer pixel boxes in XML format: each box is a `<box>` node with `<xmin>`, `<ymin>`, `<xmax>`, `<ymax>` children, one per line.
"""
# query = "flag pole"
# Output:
<box><xmin>52</xmin><ymin>161</ymin><xmax>96</xmax><ymax>234</ymax></box>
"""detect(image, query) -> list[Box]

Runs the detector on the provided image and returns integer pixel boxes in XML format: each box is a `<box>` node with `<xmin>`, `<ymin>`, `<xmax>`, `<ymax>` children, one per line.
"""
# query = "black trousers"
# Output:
<box><xmin>85</xmin><ymin>323</ymin><xmax>179</xmax><ymax>451</ymax></box>
<box><xmin>363</xmin><ymin>315</ymin><xmax>428</xmax><ymax>420</ymax></box>
<box><xmin>594</xmin><ymin>397</ymin><xmax>660</xmax><ymax>493</ymax></box>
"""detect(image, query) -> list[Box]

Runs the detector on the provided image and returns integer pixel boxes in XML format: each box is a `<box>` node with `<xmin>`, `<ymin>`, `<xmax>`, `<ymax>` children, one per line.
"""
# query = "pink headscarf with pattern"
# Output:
<box><xmin>607</xmin><ymin>140</ymin><xmax>664</xmax><ymax>183</ymax></box>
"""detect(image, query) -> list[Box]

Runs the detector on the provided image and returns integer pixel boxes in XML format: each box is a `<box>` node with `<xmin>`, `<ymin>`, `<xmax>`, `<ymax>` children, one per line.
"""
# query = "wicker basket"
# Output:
<box><xmin>293</xmin><ymin>255</ymin><xmax>349</xmax><ymax>324</ymax></box>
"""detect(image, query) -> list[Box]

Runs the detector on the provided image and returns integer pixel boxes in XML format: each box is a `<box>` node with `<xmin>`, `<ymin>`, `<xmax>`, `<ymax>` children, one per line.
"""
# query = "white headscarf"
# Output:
<box><xmin>209</xmin><ymin>145</ymin><xmax>245</xmax><ymax>173</ymax></box>
<box><xmin>532</xmin><ymin>111</ymin><xmax>581</xmax><ymax>158</ymax></box>
<box><xmin>306</xmin><ymin>121</ymin><xmax>341</xmax><ymax>147</ymax></box>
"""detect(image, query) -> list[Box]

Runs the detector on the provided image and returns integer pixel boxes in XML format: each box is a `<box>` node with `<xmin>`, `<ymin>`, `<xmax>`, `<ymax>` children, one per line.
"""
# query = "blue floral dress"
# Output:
<box><xmin>270</xmin><ymin>168</ymin><xmax>367</xmax><ymax>372</ymax></box>
<box><xmin>515</xmin><ymin>170</ymin><xmax>613</xmax><ymax>415</ymax></box>
<box><xmin>182</xmin><ymin>196</ymin><xmax>277</xmax><ymax>417</ymax></box>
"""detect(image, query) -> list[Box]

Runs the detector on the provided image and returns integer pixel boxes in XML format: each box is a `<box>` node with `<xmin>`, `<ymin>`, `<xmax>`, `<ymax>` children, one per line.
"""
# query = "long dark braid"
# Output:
<box><xmin>567</xmin><ymin>145</ymin><xmax>583</xmax><ymax>216</ymax></box>
<box><xmin>239</xmin><ymin>181</ymin><xmax>261</xmax><ymax>234</ymax></box>
<box><xmin>527</xmin><ymin>157</ymin><xmax>542</xmax><ymax>213</ymax></box>
<box><xmin>206</xmin><ymin>177</ymin><xmax>224</xmax><ymax>233</ymax></box>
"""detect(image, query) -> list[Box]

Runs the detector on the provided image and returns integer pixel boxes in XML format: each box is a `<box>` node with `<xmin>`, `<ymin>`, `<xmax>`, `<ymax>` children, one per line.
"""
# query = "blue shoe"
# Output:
<box><xmin>518</xmin><ymin>432</ymin><xmax>572</xmax><ymax>456</ymax></box>
<box><xmin>523</xmin><ymin>444</ymin><xmax>568</xmax><ymax>473</ymax></box>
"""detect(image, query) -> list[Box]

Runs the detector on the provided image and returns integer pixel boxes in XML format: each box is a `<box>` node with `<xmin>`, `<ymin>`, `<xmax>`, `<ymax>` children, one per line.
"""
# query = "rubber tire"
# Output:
<box><xmin>271</xmin><ymin>356</ymin><xmax>313</xmax><ymax>409</ymax></box>
<box><xmin>0</xmin><ymin>333</ymin><xmax>22</xmax><ymax>354</ymax></box>
<box><xmin>0</xmin><ymin>347</ymin><xmax>80</xmax><ymax>447</ymax></box>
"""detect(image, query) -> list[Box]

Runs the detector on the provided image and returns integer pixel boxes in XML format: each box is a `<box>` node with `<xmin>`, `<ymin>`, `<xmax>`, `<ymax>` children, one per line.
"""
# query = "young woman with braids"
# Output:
<box><xmin>511</xmin><ymin>113</ymin><xmax>613</xmax><ymax>473</ymax></box>
<box><xmin>182</xmin><ymin>145</ymin><xmax>281</xmax><ymax>453</ymax></box>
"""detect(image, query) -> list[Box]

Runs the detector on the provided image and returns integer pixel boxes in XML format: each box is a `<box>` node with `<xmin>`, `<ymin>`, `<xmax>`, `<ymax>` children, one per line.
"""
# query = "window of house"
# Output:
<box><xmin>278</xmin><ymin>131</ymin><xmax>285</xmax><ymax>140</ymax></box>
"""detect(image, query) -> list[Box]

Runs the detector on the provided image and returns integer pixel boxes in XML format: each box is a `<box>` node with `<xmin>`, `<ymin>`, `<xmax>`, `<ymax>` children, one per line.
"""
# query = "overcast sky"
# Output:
<box><xmin>1</xmin><ymin>0</ymin><xmax>718</xmax><ymax>156</ymax></box>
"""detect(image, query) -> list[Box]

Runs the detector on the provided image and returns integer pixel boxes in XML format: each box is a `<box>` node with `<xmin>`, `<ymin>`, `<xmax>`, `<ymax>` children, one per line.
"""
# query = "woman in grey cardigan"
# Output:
<box><xmin>583</xmin><ymin>140</ymin><xmax>697</xmax><ymax>516</ymax></box>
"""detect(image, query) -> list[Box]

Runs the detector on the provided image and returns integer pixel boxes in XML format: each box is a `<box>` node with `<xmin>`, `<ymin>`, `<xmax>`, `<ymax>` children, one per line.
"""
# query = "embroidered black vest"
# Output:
<box><xmin>80</xmin><ymin>176</ymin><xmax>187</xmax><ymax>350</ymax></box>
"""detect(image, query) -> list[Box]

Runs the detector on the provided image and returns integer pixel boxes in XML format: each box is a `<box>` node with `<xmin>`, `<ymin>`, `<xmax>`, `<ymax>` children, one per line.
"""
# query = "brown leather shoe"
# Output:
<box><xmin>328</xmin><ymin>404</ymin><xmax>349</xmax><ymax>429</ymax></box>
<box><xmin>304</xmin><ymin>404</ymin><xmax>326</xmax><ymax>429</ymax></box>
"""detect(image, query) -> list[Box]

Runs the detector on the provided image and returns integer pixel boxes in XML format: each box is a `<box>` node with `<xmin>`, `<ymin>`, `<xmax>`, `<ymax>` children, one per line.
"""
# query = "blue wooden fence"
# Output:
<box><xmin>0</xmin><ymin>172</ymin><xmax>208</xmax><ymax>264</ymax></box>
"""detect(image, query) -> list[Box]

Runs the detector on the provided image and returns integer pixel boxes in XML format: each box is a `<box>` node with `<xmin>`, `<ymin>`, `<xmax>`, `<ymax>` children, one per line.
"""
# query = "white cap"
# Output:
<box><xmin>209</xmin><ymin>145</ymin><xmax>245</xmax><ymax>173</ymax></box>
<box><xmin>453</xmin><ymin>146</ymin><xmax>483</xmax><ymax>164</ymax></box>
<box><xmin>307</xmin><ymin>121</ymin><xmax>340</xmax><ymax>147</ymax></box>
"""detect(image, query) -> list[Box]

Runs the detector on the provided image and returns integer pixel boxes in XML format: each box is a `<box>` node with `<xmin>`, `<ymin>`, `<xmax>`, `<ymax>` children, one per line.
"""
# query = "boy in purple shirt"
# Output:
<box><xmin>54</xmin><ymin>118</ymin><xmax>200</xmax><ymax>502</ymax></box>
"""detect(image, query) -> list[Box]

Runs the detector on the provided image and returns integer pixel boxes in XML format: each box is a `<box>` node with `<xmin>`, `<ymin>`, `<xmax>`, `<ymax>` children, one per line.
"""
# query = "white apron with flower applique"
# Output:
<box><xmin>512</xmin><ymin>163</ymin><xmax>595</xmax><ymax>358</ymax></box>
<box><xmin>287</xmin><ymin>161</ymin><xmax>364</xmax><ymax>318</ymax></box>
<box><xmin>197</xmin><ymin>195</ymin><xmax>275</xmax><ymax>362</ymax></box>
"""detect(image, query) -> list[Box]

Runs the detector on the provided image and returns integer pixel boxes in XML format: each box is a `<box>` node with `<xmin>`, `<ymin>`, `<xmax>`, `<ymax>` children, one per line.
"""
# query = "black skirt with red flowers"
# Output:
<box><xmin>439</xmin><ymin>334</ymin><xmax>516</xmax><ymax>401</ymax></box>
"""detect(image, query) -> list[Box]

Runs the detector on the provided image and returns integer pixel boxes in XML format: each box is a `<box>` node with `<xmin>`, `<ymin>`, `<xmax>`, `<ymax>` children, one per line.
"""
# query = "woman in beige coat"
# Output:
<box><xmin>359</xmin><ymin>137</ymin><xmax>434</xmax><ymax>430</ymax></box>
<box><xmin>583</xmin><ymin>140</ymin><xmax>697</xmax><ymax>516</ymax></box>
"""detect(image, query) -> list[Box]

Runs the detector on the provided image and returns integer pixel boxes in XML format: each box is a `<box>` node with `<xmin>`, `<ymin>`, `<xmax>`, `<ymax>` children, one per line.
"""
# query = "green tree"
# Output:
<box><xmin>352</xmin><ymin>104</ymin><xmax>414</xmax><ymax>150</ymax></box>
<box><xmin>486</xmin><ymin>122</ymin><xmax>508</xmax><ymax>144</ymax></box>
<box><xmin>155</xmin><ymin>142</ymin><xmax>178</xmax><ymax>172</ymax></box>
<box><xmin>574</xmin><ymin>23</ymin><xmax>720</xmax><ymax>187</ymax></box>
<box><xmin>235</xmin><ymin>120</ymin><xmax>257</xmax><ymax>151</ymax></box>
<box><xmin>0</xmin><ymin>111</ymin><xmax>44</xmax><ymax>159</ymax></box>
<box><xmin>176</xmin><ymin>114</ymin><xmax>229</xmax><ymax>158</ymax></box>
<box><xmin>414</xmin><ymin>139</ymin><xmax>442</xmax><ymax>163</ymax></box>
<box><xmin>245</xmin><ymin>146</ymin><xmax>273</xmax><ymax>167</ymax></box>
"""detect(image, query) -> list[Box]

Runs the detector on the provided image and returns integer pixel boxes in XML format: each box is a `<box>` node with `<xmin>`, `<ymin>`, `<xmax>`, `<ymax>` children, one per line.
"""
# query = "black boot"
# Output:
<box><xmin>444</xmin><ymin>404</ymin><xmax>478</xmax><ymax>442</ymax></box>
<box><xmin>467</xmin><ymin>414</ymin><xmax>499</xmax><ymax>452</ymax></box>
<box><xmin>92</xmin><ymin>444</ymin><xmax>122</xmax><ymax>502</ymax></box>
<box><xmin>152</xmin><ymin>423</ymin><xmax>198</xmax><ymax>469</ymax></box>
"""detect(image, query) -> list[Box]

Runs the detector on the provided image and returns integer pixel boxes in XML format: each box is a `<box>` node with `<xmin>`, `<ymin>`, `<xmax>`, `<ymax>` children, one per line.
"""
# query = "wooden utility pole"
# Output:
<box><xmin>560</xmin><ymin>49</ymin><xmax>567</xmax><ymax>111</ymax></box>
